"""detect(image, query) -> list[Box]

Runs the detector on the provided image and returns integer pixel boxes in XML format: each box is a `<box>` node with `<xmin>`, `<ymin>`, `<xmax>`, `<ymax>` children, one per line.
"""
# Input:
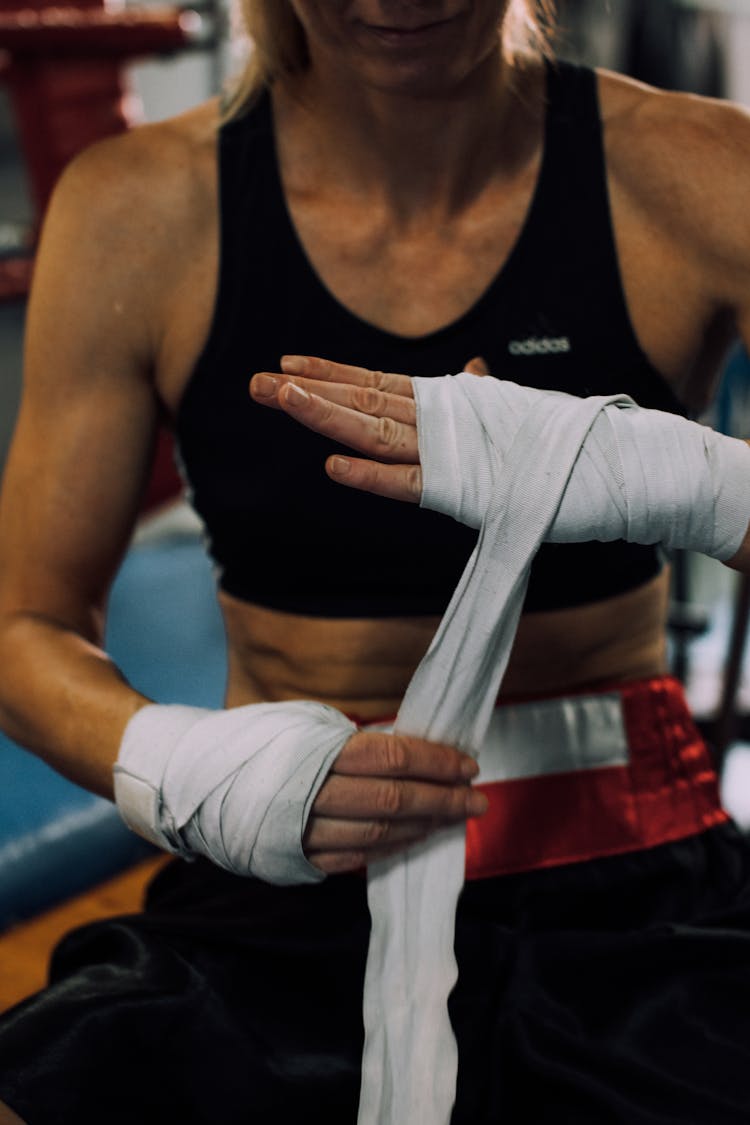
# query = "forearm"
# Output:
<box><xmin>415</xmin><ymin>373</ymin><xmax>750</xmax><ymax>565</ymax></box>
<box><xmin>720</xmin><ymin>442</ymin><xmax>750</xmax><ymax>572</ymax></box>
<box><xmin>0</xmin><ymin>611</ymin><xmax>149</xmax><ymax>799</ymax></box>
<box><xmin>549</xmin><ymin>403</ymin><xmax>750</xmax><ymax>560</ymax></box>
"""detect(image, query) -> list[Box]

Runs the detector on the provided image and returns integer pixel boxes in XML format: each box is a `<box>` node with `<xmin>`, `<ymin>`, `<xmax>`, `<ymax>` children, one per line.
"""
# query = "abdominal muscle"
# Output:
<box><xmin>221</xmin><ymin>568</ymin><xmax>671</xmax><ymax>719</ymax></box>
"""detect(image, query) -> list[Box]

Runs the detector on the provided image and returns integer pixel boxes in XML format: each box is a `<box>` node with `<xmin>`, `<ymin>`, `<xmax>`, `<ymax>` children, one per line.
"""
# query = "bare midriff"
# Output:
<box><xmin>220</xmin><ymin>568</ymin><xmax>670</xmax><ymax>720</ymax></box>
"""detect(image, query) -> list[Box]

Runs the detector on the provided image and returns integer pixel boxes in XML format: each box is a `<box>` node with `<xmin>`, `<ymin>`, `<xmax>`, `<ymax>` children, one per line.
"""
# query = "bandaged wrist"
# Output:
<box><xmin>113</xmin><ymin>700</ymin><xmax>357</xmax><ymax>885</ymax></box>
<box><xmin>415</xmin><ymin>373</ymin><xmax>750</xmax><ymax>561</ymax></box>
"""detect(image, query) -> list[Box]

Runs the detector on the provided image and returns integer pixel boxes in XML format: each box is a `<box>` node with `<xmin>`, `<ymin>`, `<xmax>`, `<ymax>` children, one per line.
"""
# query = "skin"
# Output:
<box><xmin>2</xmin><ymin>3</ymin><xmax>750</xmax><ymax>896</ymax></box>
<box><xmin>0</xmin><ymin>1106</ymin><xmax>24</xmax><ymax>1125</ymax></box>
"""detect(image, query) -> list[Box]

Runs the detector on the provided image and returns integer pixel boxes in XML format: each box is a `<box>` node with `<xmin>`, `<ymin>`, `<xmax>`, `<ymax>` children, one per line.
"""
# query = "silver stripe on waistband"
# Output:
<box><xmin>363</xmin><ymin>692</ymin><xmax>629</xmax><ymax>783</ymax></box>
<box><xmin>476</xmin><ymin>692</ymin><xmax>629</xmax><ymax>784</ymax></box>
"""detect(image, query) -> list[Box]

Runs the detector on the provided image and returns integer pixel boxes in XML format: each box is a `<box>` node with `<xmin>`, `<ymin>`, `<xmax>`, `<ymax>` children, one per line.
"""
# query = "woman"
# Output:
<box><xmin>1</xmin><ymin>1</ymin><xmax>750</xmax><ymax>1121</ymax></box>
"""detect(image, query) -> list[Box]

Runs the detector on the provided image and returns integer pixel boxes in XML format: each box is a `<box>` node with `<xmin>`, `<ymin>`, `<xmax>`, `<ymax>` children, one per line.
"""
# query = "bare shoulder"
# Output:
<box><xmin>32</xmin><ymin>98</ymin><xmax>221</xmax><ymax>373</ymax></box>
<box><xmin>596</xmin><ymin>69</ymin><xmax>750</xmax><ymax>292</ymax></box>
<box><xmin>48</xmin><ymin>96</ymin><xmax>220</xmax><ymax>257</ymax></box>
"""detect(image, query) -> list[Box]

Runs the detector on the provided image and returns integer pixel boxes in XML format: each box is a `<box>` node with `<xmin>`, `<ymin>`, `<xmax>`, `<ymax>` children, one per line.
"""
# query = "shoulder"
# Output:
<box><xmin>596</xmin><ymin>68</ymin><xmax>750</xmax><ymax>204</ymax></box>
<box><xmin>48</xmin><ymin>97</ymin><xmax>220</xmax><ymax>253</ymax></box>
<box><xmin>32</xmin><ymin>99</ymin><xmax>221</xmax><ymax>367</ymax></box>
<box><xmin>596</xmin><ymin>69</ymin><xmax>750</xmax><ymax>298</ymax></box>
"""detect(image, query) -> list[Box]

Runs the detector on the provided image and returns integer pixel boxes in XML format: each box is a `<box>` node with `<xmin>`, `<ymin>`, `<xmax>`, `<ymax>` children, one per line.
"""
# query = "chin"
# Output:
<box><xmin>362</xmin><ymin>55</ymin><xmax>497</xmax><ymax>101</ymax></box>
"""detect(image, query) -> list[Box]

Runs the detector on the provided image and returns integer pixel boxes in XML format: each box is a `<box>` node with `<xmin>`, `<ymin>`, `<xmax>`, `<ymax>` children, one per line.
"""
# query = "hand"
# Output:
<box><xmin>249</xmin><ymin>354</ymin><xmax>489</xmax><ymax>504</ymax></box>
<box><xmin>304</xmin><ymin>729</ymin><xmax>487</xmax><ymax>874</ymax></box>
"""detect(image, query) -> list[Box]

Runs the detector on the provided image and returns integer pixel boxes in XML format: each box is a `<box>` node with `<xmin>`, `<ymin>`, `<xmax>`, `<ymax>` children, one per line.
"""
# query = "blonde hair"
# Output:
<box><xmin>222</xmin><ymin>1</ymin><xmax>556</xmax><ymax>120</ymax></box>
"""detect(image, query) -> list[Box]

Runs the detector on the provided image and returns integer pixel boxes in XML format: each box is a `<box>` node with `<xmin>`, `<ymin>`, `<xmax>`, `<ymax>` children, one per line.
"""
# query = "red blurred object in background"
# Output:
<box><xmin>0</xmin><ymin>0</ymin><xmax>203</xmax><ymax>506</ymax></box>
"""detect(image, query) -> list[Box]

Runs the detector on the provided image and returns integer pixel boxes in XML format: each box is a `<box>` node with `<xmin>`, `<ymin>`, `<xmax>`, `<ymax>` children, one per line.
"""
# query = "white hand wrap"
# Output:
<box><xmin>358</xmin><ymin>374</ymin><xmax>750</xmax><ymax>1125</ymax></box>
<box><xmin>418</xmin><ymin>372</ymin><xmax>750</xmax><ymax>560</ymax></box>
<box><xmin>114</xmin><ymin>700</ymin><xmax>357</xmax><ymax>885</ymax></box>
<box><xmin>359</xmin><ymin>382</ymin><xmax>639</xmax><ymax>1125</ymax></box>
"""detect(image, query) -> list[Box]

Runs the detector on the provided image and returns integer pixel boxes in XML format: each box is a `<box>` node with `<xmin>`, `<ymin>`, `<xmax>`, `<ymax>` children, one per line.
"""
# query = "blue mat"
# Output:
<box><xmin>0</xmin><ymin>534</ymin><xmax>227</xmax><ymax>930</ymax></box>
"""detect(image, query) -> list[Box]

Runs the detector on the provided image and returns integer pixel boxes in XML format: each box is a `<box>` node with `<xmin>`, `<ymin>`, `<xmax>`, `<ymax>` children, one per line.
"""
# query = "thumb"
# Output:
<box><xmin>463</xmin><ymin>355</ymin><xmax>490</xmax><ymax>376</ymax></box>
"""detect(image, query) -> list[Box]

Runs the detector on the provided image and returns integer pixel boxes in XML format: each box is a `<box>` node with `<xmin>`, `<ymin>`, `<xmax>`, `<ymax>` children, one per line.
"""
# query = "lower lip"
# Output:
<box><xmin>362</xmin><ymin>17</ymin><xmax>456</xmax><ymax>48</ymax></box>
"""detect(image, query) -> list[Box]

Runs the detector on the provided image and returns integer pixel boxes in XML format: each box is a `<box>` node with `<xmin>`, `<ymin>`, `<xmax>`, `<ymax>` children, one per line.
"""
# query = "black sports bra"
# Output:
<box><xmin>175</xmin><ymin>60</ymin><xmax>685</xmax><ymax>618</ymax></box>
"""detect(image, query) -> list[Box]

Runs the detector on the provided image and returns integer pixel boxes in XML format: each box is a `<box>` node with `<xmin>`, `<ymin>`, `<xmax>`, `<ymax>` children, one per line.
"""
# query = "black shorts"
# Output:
<box><xmin>2</xmin><ymin>824</ymin><xmax>750</xmax><ymax>1124</ymax></box>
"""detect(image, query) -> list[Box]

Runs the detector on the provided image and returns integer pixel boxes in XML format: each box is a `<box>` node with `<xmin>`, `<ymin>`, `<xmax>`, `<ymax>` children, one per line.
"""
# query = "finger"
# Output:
<box><xmin>307</xmin><ymin>838</ymin><xmax>432</xmax><ymax>876</ymax></box>
<box><xmin>279</xmin><ymin>355</ymin><xmax>415</xmax><ymax>399</ymax></box>
<box><xmin>464</xmin><ymin>356</ymin><xmax>490</xmax><ymax>376</ymax></box>
<box><xmin>335</xmin><ymin>729</ymin><xmax>481</xmax><ymax>783</ymax></box>
<box><xmin>326</xmin><ymin>456</ymin><xmax>422</xmax><ymax>503</ymax></box>
<box><xmin>250</xmin><ymin>372</ymin><xmax>416</xmax><ymax>424</ymax></box>
<box><xmin>313</xmin><ymin>773</ymin><xmax>488</xmax><ymax>821</ymax></box>
<box><xmin>275</xmin><ymin>382</ymin><xmax>419</xmax><ymax>463</ymax></box>
<box><xmin>333</xmin><ymin>731</ymin><xmax>479</xmax><ymax>783</ymax></box>
<box><xmin>305</xmin><ymin>850</ymin><xmax>368</xmax><ymax>875</ymax></box>
<box><xmin>304</xmin><ymin>814</ymin><xmax>438</xmax><ymax>853</ymax></box>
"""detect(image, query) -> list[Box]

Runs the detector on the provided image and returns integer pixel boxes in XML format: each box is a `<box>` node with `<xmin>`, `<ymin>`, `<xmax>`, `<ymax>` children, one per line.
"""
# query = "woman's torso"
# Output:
<box><xmin>150</xmin><ymin>60</ymin><xmax>735</xmax><ymax>718</ymax></box>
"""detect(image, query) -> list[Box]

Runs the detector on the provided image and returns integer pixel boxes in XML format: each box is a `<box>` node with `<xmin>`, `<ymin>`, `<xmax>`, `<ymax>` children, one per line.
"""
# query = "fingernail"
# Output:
<box><xmin>330</xmin><ymin>456</ymin><xmax>351</xmax><ymax>476</ymax></box>
<box><xmin>467</xmin><ymin>791</ymin><xmax>489</xmax><ymax>816</ymax></box>
<box><xmin>460</xmin><ymin>756</ymin><xmax>479</xmax><ymax>779</ymax></box>
<box><xmin>281</xmin><ymin>355</ymin><xmax>307</xmax><ymax>375</ymax></box>
<box><xmin>285</xmin><ymin>382</ymin><xmax>310</xmax><ymax>406</ymax></box>
<box><xmin>253</xmin><ymin>374</ymin><xmax>277</xmax><ymax>397</ymax></box>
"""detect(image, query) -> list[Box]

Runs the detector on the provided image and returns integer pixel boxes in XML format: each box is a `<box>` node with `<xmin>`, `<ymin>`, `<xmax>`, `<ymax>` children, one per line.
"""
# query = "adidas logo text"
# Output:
<box><xmin>508</xmin><ymin>336</ymin><xmax>571</xmax><ymax>356</ymax></box>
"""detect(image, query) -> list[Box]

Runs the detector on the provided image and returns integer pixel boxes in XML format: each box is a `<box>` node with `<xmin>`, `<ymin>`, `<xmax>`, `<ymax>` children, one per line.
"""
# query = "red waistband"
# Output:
<box><xmin>464</xmin><ymin>675</ymin><xmax>726</xmax><ymax>880</ymax></box>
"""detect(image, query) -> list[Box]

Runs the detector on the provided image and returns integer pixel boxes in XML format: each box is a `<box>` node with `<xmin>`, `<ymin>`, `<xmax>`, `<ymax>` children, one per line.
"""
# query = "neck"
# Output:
<box><xmin>274</xmin><ymin>51</ymin><xmax>542</xmax><ymax>221</ymax></box>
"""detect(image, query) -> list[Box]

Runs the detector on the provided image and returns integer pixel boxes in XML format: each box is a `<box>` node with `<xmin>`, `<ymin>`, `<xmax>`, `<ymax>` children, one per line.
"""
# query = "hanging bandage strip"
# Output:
<box><xmin>356</xmin><ymin>377</ymin><xmax>636</xmax><ymax>1125</ymax></box>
